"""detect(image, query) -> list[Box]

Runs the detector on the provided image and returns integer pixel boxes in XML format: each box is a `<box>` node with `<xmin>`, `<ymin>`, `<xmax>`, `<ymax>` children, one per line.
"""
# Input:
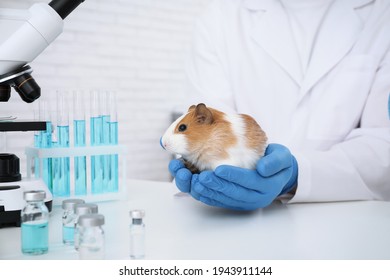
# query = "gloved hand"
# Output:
<box><xmin>169</xmin><ymin>143</ymin><xmax>298</xmax><ymax>211</ymax></box>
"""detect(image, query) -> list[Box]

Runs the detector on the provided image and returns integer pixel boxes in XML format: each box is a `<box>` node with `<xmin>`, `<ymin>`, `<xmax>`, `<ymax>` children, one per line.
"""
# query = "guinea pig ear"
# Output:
<box><xmin>195</xmin><ymin>103</ymin><xmax>213</xmax><ymax>124</ymax></box>
<box><xmin>188</xmin><ymin>105</ymin><xmax>196</xmax><ymax>112</ymax></box>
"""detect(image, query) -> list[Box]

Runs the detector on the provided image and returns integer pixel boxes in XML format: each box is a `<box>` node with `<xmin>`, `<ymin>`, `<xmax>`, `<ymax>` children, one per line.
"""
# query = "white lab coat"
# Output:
<box><xmin>185</xmin><ymin>0</ymin><xmax>390</xmax><ymax>203</ymax></box>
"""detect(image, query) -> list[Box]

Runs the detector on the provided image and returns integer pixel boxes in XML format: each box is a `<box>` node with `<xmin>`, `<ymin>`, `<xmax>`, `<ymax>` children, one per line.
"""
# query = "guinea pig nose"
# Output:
<box><xmin>160</xmin><ymin>137</ymin><xmax>165</xmax><ymax>150</ymax></box>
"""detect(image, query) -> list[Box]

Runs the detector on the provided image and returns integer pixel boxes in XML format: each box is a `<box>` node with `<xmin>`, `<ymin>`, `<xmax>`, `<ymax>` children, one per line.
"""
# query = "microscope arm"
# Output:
<box><xmin>0</xmin><ymin>0</ymin><xmax>84</xmax><ymax>103</ymax></box>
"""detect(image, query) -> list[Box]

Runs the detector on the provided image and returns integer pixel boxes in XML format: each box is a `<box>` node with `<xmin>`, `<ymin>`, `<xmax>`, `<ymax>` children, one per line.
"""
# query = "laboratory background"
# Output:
<box><xmin>0</xmin><ymin>0</ymin><xmax>211</xmax><ymax>182</ymax></box>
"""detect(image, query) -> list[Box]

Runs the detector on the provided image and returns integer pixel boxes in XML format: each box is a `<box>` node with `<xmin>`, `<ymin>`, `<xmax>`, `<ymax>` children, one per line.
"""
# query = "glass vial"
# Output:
<box><xmin>78</xmin><ymin>214</ymin><xmax>105</xmax><ymax>260</ymax></box>
<box><xmin>74</xmin><ymin>203</ymin><xmax>99</xmax><ymax>251</ymax></box>
<box><xmin>21</xmin><ymin>190</ymin><xmax>49</xmax><ymax>255</ymax></box>
<box><xmin>62</xmin><ymin>199</ymin><xmax>85</xmax><ymax>245</ymax></box>
<box><xmin>129</xmin><ymin>209</ymin><xmax>145</xmax><ymax>259</ymax></box>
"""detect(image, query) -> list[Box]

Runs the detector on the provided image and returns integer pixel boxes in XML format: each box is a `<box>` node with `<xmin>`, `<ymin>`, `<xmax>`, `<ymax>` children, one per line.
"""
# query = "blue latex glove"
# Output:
<box><xmin>169</xmin><ymin>143</ymin><xmax>298</xmax><ymax>211</ymax></box>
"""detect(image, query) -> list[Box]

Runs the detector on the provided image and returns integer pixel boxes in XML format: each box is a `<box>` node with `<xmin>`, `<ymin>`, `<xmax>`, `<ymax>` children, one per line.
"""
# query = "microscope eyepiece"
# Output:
<box><xmin>49</xmin><ymin>0</ymin><xmax>85</xmax><ymax>19</ymax></box>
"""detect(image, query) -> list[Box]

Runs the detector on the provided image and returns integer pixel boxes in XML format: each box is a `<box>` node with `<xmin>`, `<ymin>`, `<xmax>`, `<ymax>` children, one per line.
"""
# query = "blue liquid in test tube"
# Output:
<box><xmin>52</xmin><ymin>92</ymin><xmax>70</xmax><ymax>197</ymax></box>
<box><xmin>74</xmin><ymin>119</ymin><xmax>87</xmax><ymax>195</ymax></box>
<box><xmin>41</xmin><ymin>122</ymin><xmax>53</xmax><ymax>192</ymax></box>
<box><xmin>109</xmin><ymin>121</ymin><xmax>118</xmax><ymax>192</ymax></box>
<box><xmin>74</xmin><ymin>91</ymin><xmax>87</xmax><ymax>195</ymax></box>
<box><xmin>35</xmin><ymin>101</ymin><xmax>53</xmax><ymax>192</ymax></box>
<box><xmin>33</xmin><ymin>104</ymin><xmax>41</xmax><ymax>178</ymax></box>
<box><xmin>108</xmin><ymin>92</ymin><xmax>119</xmax><ymax>192</ymax></box>
<box><xmin>54</xmin><ymin>125</ymin><xmax>70</xmax><ymax>197</ymax></box>
<box><xmin>102</xmin><ymin>114</ymin><xmax>110</xmax><ymax>192</ymax></box>
<box><xmin>91</xmin><ymin>115</ymin><xmax>103</xmax><ymax>194</ymax></box>
<box><xmin>33</xmin><ymin>131</ymin><xmax>41</xmax><ymax>179</ymax></box>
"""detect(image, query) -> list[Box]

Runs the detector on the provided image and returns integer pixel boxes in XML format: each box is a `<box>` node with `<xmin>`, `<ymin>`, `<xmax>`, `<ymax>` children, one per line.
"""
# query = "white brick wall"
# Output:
<box><xmin>0</xmin><ymin>0</ymin><xmax>211</xmax><ymax>181</ymax></box>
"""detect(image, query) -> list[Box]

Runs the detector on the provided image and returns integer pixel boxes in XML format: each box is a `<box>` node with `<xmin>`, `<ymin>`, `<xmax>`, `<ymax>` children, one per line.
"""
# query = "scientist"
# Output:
<box><xmin>168</xmin><ymin>0</ymin><xmax>390</xmax><ymax>210</ymax></box>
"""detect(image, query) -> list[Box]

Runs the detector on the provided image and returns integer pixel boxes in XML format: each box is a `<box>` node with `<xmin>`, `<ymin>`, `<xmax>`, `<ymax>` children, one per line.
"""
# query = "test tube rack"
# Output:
<box><xmin>25</xmin><ymin>144</ymin><xmax>128</xmax><ymax>205</ymax></box>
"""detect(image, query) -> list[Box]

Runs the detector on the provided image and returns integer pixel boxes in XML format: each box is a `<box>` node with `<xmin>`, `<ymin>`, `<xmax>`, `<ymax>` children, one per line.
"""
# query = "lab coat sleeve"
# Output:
<box><xmin>290</xmin><ymin>49</ymin><xmax>390</xmax><ymax>203</ymax></box>
<box><xmin>184</xmin><ymin>0</ymin><xmax>236</xmax><ymax>114</ymax></box>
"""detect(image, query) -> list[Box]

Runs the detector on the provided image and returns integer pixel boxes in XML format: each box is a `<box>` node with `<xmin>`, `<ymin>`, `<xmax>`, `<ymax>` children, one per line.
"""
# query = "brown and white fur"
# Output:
<box><xmin>161</xmin><ymin>103</ymin><xmax>268</xmax><ymax>173</ymax></box>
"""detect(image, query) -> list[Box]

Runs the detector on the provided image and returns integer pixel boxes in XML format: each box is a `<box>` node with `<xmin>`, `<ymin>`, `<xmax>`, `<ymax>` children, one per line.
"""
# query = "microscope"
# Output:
<box><xmin>0</xmin><ymin>0</ymin><xmax>85</xmax><ymax>227</ymax></box>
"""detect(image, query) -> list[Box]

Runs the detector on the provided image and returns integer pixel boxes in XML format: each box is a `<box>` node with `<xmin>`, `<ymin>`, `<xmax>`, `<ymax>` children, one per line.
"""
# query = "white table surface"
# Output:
<box><xmin>1</xmin><ymin>179</ymin><xmax>390</xmax><ymax>260</ymax></box>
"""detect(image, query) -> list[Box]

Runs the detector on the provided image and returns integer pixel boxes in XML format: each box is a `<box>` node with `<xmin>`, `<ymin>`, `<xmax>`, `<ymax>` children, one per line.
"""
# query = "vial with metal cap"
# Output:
<box><xmin>74</xmin><ymin>203</ymin><xmax>99</xmax><ymax>251</ymax></box>
<box><xmin>21</xmin><ymin>190</ymin><xmax>49</xmax><ymax>255</ymax></box>
<box><xmin>129</xmin><ymin>209</ymin><xmax>145</xmax><ymax>259</ymax></box>
<box><xmin>62</xmin><ymin>198</ymin><xmax>85</xmax><ymax>245</ymax></box>
<box><xmin>78</xmin><ymin>214</ymin><xmax>105</xmax><ymax>260</ymax></box>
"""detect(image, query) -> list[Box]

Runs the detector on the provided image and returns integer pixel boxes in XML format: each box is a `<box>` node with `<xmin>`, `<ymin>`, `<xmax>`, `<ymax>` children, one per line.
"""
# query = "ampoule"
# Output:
<box><xmin>62</xmin><ymin>199</ymin><xmax>85</xmax><ymax>245</ymax></box>
<box><xmin>73</xmin><ymin>91</ymin><xmax>87</xmax><ymax>195</ymax></box>
<box><xmin>74</xmin><ymin>203</ymin><xmax>99</xmax><ymax>251</ymax></box>
<box><xmin>21</xmin><ymin>191</ymin><xmax>49</xmax><ymax>255</ymax></box>
<box><xmin>129</xmin><ymin>209</ymin><xmax>145</xmax><ymax>259</ymax></box>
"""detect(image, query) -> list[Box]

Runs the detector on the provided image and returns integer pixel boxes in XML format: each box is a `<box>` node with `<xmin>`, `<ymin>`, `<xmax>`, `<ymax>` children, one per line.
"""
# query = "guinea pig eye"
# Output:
<box><xmin>178</xmin><ymin>124</ymin><xmax>187</xmax><ymax>132</ymax></box>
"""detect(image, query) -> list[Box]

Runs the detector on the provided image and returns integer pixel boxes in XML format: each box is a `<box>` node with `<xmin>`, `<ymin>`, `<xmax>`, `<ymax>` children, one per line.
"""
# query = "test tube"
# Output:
<box><xmin>33</xmin><ymin>102</ymin><xmax>41</xmax><ymax>179</ymax></box>
<box><xmin>50</xmin><ymin>106</ymin><xmax>58</xmax><ymax>194</ymax></box>
<box><xmin>90</xmin><ymin>90</ymin><xmax>103</xmax><ymax>194</ymax></box>
<box><xmin>73</xmin><ymin>91</ymin><xmax>87</xmax><ymax>195</ymax></box>
<box><xmin>53</xmin><ymin>91</ymin><xmax>70</xmax><ymax>197</ymax></box>
<box><xmin>39</xmin><ymin>100</ymin><xmax>53</xmax><ymax>192</ymax></box>
<box><xmin>108</xmin><ymin>92</ymin><xmax>118</xmax><ymax>192</ymax></box>
<box><xmin>101</xmin><ymin>91</ymin><xmax>110</xmax><ymax>192</ymax></box>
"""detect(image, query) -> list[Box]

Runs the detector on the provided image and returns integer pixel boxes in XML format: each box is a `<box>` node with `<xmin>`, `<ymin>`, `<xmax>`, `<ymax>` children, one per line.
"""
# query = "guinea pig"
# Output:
<box><xmin>160</xmin><ymin>103</ymin><xmax>268</xmax><ymax>173</ymax></box>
